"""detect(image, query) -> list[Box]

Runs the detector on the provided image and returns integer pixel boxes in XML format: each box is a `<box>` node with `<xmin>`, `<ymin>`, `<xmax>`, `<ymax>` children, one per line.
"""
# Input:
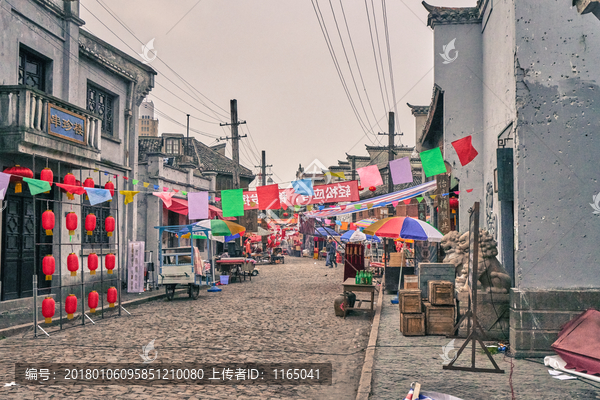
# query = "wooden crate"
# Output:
<box><xmin>404</xmin><ymin>275</ymin><xmax>419</xmax><ymax>290</ymax></box>
<box><xmin>424</xmin><ymin>301</ymin><xmax>455</xmax><ymax>335</ymax></box>
<box><xmin>418</xmin><ymin>263</ymin><xmax>455</xmax><ymax>299</ymax></box>
<box><xmin>398</xmin><ymin>289</ymin><xmax>422</xmax><ymax>313</ymax></box>
<box><xmin>428</xmin><ymin>280</ymin><xmax>455</xmax><ymax>306</ymax></box>
<box><xmin>400</xmin><ymin>312</ymin><xmax>425</xmax><ymax>336</ymax></box>
<box><xmin>388</xmin><ymin>252</ymin><xmax>406</xmax><ymax>267</ymax></box>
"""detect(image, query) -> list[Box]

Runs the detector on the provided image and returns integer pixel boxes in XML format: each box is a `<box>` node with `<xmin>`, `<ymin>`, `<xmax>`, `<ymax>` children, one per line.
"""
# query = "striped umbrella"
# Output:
<box><xmin>363</xmin><ymin>217</ymin><xmax>443</xmax><ymax>242</ymax></box>
<box><xmin>355</xmin><ymin>218</ymin><xmax>378</xmax><ymax>228</ymax></box>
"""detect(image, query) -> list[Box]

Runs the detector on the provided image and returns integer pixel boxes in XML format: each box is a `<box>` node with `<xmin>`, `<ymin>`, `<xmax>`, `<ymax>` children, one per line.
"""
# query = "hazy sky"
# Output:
<box><xmin>80</xmin><ymin>0</ymin><xmax>476</xmax><ymax>186</ymax></box>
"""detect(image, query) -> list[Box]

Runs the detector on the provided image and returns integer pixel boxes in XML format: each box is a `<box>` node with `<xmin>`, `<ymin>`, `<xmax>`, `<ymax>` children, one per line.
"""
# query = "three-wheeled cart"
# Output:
<box><xmin>155</xmin><ymin>224</ymin><xmax>214</xmax><ymax>300</ymax></box>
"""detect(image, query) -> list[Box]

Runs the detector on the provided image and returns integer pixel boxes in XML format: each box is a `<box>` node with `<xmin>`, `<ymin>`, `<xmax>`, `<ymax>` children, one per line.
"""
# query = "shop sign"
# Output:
<box><xmin>437</xmin><ymin>174</ymin><xmax>451</xmax><ymax>234</ymax></box>
<box><xmin>47</xmin><ymin>104</ymin><xmax>86</xmax><ymax>144</ymax></box>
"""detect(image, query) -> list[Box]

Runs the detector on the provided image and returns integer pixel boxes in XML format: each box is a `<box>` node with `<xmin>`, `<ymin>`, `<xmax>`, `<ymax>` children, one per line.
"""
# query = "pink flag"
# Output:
<box><xmin>389</xmin><ymin>157</ymin><xmax>413</xmax><ymax>185</ymax></box>
<box><xmin>356</xmin><ymin>165</ymin><xmax>383</xmax><ymax>187</ymax></box>
<box><xmin>188</xmin><ymin>192</ymin><xmax>209</xmax><ymax>220</ymax></box>
<box><xmin>153</xmin><ymin>192</ymin><xmax>175</xmax><ymax>208</ymax></box>
<box><xmin>392</xmin><ymin>201</ymin><xmax>399</xmax><ymax>208</ymax></box>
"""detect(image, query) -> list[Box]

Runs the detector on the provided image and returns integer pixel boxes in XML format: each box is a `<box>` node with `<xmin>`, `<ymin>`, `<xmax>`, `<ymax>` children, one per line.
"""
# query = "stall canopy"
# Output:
<box><xmin>163</xmin><ymin>197</ymin><xmax>189</xmax><ymax>215</ymax></box>
<box><xmin>303</xmin><ymin>180</ymin><xmax>436</xmax><ymax>218</ymax></box>
<box><xmin>315</xmin><ymin>227</ymin><xmax>340</xmax><ymax>237</ymax></box>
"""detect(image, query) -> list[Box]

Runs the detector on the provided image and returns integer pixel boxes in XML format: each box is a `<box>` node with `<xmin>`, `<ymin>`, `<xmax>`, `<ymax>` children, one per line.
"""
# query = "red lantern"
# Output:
<box><xmin>283</xmin><ymin>212</ymin><xmax>289</xmax><ymax>217</ymax></box>
<box><xmin>358</xmin><ymin>186</ymin><xmax>363</xmax><ymax>191</ymax></box>
<box><xmin>85</xmin><ymin>213</ymin><xmax>96</xmax><ymax>236</ymax></box>
<box><xmin>369</xmin><ymin>186</ymin><xmax>376</xmax><ymax>192</ymax></box>
<box><xmin>105</xmin><ymin>215</ymin><xmax>115</xmax><ymax>237</ymax></box>
<box><xmin>42</xmin><ymin>255</ymin><xmax>55</xmax><ymax>281</ymax></box>
<box><xmin>65</xmin><ymin>294</ymin><xmax>77</xmax><ymax>320</ymax></box>
<box><xmin>105</xmin><ymin>181</ymin><xmax>115</xmax><ymax>201</ymax></box>
<box><xmin>66</xmin><ymin>212</ymin><xmax>77</xmax><ymax>235</ymax></box>
<box><xmin>63</xmin><ymin>173</ymin><xmax>76</xmax><ymax>200</ymax></box>
<box><xmin>449</xmin><ymin>198</ymin><xmax>459</xmax><ymax>210</ymax></box>
<box><xmin>40</xmin><ymin>167</ymin><xmax>53</xmax><ymax>193</ymax></box>
<box><xmin>83</xmin><ymin>177</ymin><xmax>95</xmax><ymax>200</ymax></box>
<box><xmin>3</xmin><ymin>165</ymin><xmax>33</xmax><ymax>193</ymax></box>
<box><xmin>88</xmin><ymin>291</ymin><xmax>99</xmax><ymax>313</ymax></box>
<box><xmin>67</xmin><ymin>253</ymin><xmax>79</xmax><ymax>276</ymax></box>
<box><xmin>42</xmin><ymin>210</ymin><xmax>55</xmax><ymax>236</ymax></box>
<box><xmin>106</xmin><ymin>253</ymin><xmax>116</xmax><ymax>274</ymax></box>
<box><xmin>42</xmin><ymin>297</ymin><xmax>55</xmax><ymax>324</ymax></box>
<box><xmin>88</xmin><ymin>253</ymin><xmax>98</xmax><ymax>275</ymax></box>
<box><xmin>107</xmin><ymin>287</ymin><xmax>117</xmax><ymax>308</ymax></box>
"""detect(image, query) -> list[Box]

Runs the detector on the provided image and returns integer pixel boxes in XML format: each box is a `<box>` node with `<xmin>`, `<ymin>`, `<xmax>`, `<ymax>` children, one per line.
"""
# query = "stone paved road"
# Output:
<box><xmin>371</xmin><ymin>293</ymin><xmax>600</xmax><ymax>400</ymax></box>
<box><xmin>0</xmin><ymin>257</ymin><xmax>372</xmax><ymax>399</ymax></box>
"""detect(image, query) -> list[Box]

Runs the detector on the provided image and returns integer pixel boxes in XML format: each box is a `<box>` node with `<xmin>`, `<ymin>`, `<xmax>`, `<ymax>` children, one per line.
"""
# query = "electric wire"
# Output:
<box><xmin>93</xmin><ymin>0</ymin><xmax>230</xmax><ymax>118</ymax></box>
<box><xmin>310</xmin><ymin>0</ymin><xmax>376</xmax><ymax>143</ymax></box>
<box><xmin>327</xmin><ymin>0</ymin><xmax>378</xmax><ymax>139</ymax></box>
<box><xmin>81</xmin><ymin>2</ymin><xmax>228</xmax><ymax>122</ymax></box>
<box><xmin>365</xmin><ymin>0</ymin><xmax>391</xmax><ymax>113</ymax></box>
<box><xmin>381</xmin><ymin>0</ymin><xmax>402</xmax><ymax>139</ymax></box>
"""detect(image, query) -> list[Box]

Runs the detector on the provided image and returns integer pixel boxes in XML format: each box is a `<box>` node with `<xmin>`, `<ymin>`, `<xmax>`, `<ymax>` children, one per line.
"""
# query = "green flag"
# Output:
<box><xmin>294</xmin><ymin>205</ymin><xmax>301</xmax><ymax>211</ymax></box>
<box><xmin>221</xmin><ymin>188</ymin><xmax>244</xmax><ymax>217</ymax></box>
<box><xmin>23</xmin><ymin>178</ymin><xmax>51</xmax><ymax>196</ymax></box>
<box><xmin>416</xmin><ymin>196</ymin><xmax>424</xmax><ymax>203</ymax></box>
<box><xmin>354</xmin><ymin>204</ymin><xmax>361</xmax><ymax>210</ymax></box>
<box><xmin>132</xmin><ymin>179</ymin><xmax>139</xmax><ymax>185</ymax></box>
<box><xmin>419</xmin><ymin>147</ymin><xmax>447</xmax><ymax>177</ymax></box>
<box><xmin>182</xmin><ymin>191</ymin><xmax>187</xmax><ymax>196</ymax></box>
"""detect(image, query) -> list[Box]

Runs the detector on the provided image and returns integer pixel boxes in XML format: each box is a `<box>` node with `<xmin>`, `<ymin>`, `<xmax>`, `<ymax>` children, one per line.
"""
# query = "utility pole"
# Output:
<box><xmin>351</xmin><ymin>156</ymin><xmax>357</xmax><ymax>222</ymax></box>
<box><xmin>186</xmin><ymin>113</ymin><xmax>190</xmax><ymax>152</ymax></box>
<box><xmin>219</xmin><ymin>99</ymin><xmax>247</xmax><ymax>189</ymax></box>
<box><xmin>378</xmin><ymin>111</ymin><xmax>403</xmax><ymax>217</ymax></box>
<box><xmin>255</xmin><ymin>150</ymin><xmax>272</xmax><ymax>186</ymax></box>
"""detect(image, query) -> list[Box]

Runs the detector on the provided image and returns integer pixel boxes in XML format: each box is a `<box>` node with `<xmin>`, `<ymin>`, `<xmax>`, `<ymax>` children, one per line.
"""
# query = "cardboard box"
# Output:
<box><xmin>404</xmin><ymin>275</ymin><xmax>419</xmax><ymax>290</ymax></box>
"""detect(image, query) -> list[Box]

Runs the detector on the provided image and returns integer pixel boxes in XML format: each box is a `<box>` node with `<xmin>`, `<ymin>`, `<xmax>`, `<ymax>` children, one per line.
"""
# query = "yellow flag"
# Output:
<box><xmin>330</xmin><ymin>171</ymin><xmax>346</xmax><ymax>179</ymax></box>
<box><xmin>430</xmin><ymin>195</ymin><xmax>437</xmax><ymax>200</ymax></box>
<box><xmin>367</xmin><ymin>203</ymin><xmax>373</xmax><ymax>209</ymax></box>
<box><xmin>143</xmin><ymin>182</ymin><xmax>150</xmax><ymax>188</ymax></box>
<box><xmin>119</xmin><ymin>190</ymin><xmax>140</xmax><ymax>205</ymax></box>
<box><xmin>307</xmin><ymin>205</ymin><xmax>313</xmax><ymax>211</ymax></box>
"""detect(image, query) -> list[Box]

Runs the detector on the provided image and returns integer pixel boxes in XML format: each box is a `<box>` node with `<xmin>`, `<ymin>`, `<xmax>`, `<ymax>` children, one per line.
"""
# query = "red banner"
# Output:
<box><xmin>243</xmin><ymin>181</ymin><xmax>360</xmax><ymax>210</ymax></box>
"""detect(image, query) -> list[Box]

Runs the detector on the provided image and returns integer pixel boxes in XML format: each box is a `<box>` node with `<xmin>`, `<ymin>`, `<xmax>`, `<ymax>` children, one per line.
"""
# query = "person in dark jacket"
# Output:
<box><xmin>325</xmin><ymin>237</ymin><xmax>337</xmax><ymax>268</ymax></box>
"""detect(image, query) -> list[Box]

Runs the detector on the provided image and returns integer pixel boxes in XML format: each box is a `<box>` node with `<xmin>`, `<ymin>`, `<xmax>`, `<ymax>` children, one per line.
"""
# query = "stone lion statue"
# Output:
<box><xmin>441</xmin><ymin>229</ymin><xmax>511</xmax><ymax>294</ymax></box>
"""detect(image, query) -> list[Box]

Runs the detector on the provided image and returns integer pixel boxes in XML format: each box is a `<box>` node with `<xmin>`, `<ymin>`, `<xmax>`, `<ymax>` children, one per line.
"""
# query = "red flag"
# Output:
<box><xmin>256</xmin><ymin>184</ymin><xmax>280</xmax><ymax>210</ymax></box>
<box><xmin>403</xmin><ymin>199</ymin><xmax>411</xmax><ymax>205</ymax></box>
<box><xmin>451</xmin><ymin>135</ymin><xmax>479</xmax><ymax>166</ymax></box>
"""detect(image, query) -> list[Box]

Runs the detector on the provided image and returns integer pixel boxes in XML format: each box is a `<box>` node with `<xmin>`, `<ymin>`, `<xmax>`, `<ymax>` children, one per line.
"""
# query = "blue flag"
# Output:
<box><xmin>154</xmin><ymin>185</ymin><xmax>159</xmax><ymax>190</ymax></box>
<box><xmin>292</xmin><ymin>179</ymin><xmax>314</xmax><ymax>196</ymax></box>
<box><xmin>85</xmin><ymin>188</ymin><xmax>112</xmax><ymax>205</ymax></box>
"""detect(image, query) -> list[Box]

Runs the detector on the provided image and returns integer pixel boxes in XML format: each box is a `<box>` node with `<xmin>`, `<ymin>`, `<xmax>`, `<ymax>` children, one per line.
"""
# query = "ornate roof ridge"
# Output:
<box><xmin>407</xmin><ymin>103</ymin><xmax>431</xmax><ymax>116</ymax></box>
<box><xmin>422</xmin><ymin>1</ymin><xmax>482</xmax><ymax>28</ymax></box>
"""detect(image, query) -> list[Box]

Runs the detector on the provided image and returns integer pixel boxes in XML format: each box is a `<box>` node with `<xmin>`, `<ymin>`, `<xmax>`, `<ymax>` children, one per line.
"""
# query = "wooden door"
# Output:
<box><xmin>1</xmin><ymin>195</ymin><xmax>35</xmax><ymax>300</ymax></box>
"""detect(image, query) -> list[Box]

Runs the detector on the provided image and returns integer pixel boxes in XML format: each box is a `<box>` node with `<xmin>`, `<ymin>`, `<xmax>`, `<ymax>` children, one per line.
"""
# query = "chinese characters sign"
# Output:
<box><xmin>243</xmin><ymin>181</ymin><xmax>359</xmax><ymax>210</ymax></box>
<box><xmin>436</xmin><ymin>174</ymin><xmax>451</xmax><ymax>235</ymax></box>
<box><xmin>48</xmin><ymin>104</ymin><xmax>86</xmax><ymax>144</ymax></box>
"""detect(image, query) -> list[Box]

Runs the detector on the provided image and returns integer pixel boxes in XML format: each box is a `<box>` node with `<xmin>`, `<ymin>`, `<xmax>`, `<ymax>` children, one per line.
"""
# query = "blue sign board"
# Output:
<box><xmin>47</xmin><ymin>104</ymin><xmax>86</xmax><ymax>144</ymax></box>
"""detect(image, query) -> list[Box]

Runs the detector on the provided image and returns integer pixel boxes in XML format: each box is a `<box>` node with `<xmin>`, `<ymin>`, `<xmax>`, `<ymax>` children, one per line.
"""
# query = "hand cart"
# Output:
<box><xmin>154</xmin><ymin>224</ymin><xmax>214</xmax><ymax>300</ymax></box>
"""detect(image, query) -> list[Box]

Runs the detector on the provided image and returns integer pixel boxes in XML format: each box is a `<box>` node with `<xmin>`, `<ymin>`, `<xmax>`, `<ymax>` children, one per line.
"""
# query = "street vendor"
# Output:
<box><xmin>244</xmin><ymin>238</ymin><xmax>252</xmax><ymax>257</ymax></box>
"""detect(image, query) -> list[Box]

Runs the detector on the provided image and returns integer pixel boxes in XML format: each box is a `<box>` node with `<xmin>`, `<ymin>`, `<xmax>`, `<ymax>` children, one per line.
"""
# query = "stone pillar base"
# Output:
<box><xmin>456</xmin><ymin>291</ymin><xmax>509</xmax><ymax>341</ymax></box>
<box><xmin>510</xmin><ymin>288</ymin><xmax>600</xmax><ymax>358</ymax></box>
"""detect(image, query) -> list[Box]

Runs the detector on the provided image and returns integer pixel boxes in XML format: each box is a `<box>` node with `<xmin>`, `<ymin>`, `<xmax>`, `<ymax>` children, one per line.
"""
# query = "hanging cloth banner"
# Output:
<box><xmin>221</xmin><ymin>188</ymin><xmax>245</xmax><ymax>217</ymax></box>
<box><xmin>85</xmin><ymin>188</ymin><xmax>112</xmax><ymax>206</ymax></box>
<box><xmin>188</xmin><ymin>192</ymin><xmax>209</xmax><ymax>220</ymax></box>
<box><xmin>256</xmin><ymin>183</ymin><xmax>281</xmax><ymax>210</ymax></box>
<box><xmin>451</xmin><ymin>135</ymin><xmax>479</xmax><ymax>166</ymax></box>
<box><xmin>420</xmin><ymin>147</ymin><xmax>447</xmax><ymax>177</ymax></box>
<box><xmin>23</xmin><ymin>178</ymin><xmax>51</xmax><ymax>196</ymax></box>
<box><xmin>120</xmin><ymin>190</ymin><xmax>140</xmax><ymax>205</ymax></box>
<box><xmin>356</xmin><ymin>165</ymin><xmax>383</xmax><ymax>187</ymax></box>
<box><xmin>292</xmin><ymin>179</ymin><xmax>314</xmax><ymax>196</ymax></box>
<box><xmin>56</xmin><ymin>183</ymin><xmax>86</xmax><ymax>196</ymax></box>
<box><xmin>389</xmin><ymin>157</ymin><xmax>414</xmax><ymax>185</ymax></box>
<box><xmin>242</xmin><ymin>181</ymin><xmax>360</xmax><ymax>210</ymax></box>
<box><xmin>153</xmin><ymin>192</ymin><xmax>175</xmax><ymax>208</ymax></box>
<box><xmin>0</xmin><ymin>172</ymin><xmax>9</xmax><ymax>200</ymax></box>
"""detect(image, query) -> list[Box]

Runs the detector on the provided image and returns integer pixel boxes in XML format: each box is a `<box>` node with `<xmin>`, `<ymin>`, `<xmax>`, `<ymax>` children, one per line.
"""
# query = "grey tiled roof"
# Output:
<box><xmin>191</xmin><ymin>139</ymin><xmax>254</xmax><ymax>178</ymax></box>
<box><xmin>422</xmin><ymin>1</ymin><xmax>481</xmax><ymax>28</ymax></box>
<box><xmin>407</xmin><ymin>103</ymin><xmax>430</xmax><ymax>116</ymax></box>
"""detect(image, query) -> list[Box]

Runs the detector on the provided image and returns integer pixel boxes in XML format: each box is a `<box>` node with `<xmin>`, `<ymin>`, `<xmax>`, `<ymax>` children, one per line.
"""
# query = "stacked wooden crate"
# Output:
<box><xmin>423</xmin><ymin>280</ymin><xmax>456</xmax><ymax>335</ymax></box>
<box><xmin>399</xmin><ymin>275</ymin><xmax>425</xmax><ymax>336</ymax></box>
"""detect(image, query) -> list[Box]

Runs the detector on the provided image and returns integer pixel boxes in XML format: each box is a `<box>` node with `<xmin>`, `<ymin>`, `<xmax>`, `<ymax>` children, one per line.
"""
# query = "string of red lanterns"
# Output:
<box><xmin>65</xmin><ymin>294</ymin><xmax>77</xmax><ymax>319</ymax></box>
<box><xmin>88</xmin><ymin>291</ymin><xmax>99</xmax><ymax>313</ymax></box>
<box><xmin>42</xmin><ymin>255</ymin><xmax>55</xmax><ymax>281</ymax></box>
<box><xmin>88</xmin><ymin>253</ymin><xmax>98</xmax><ymax>275</ymax></box>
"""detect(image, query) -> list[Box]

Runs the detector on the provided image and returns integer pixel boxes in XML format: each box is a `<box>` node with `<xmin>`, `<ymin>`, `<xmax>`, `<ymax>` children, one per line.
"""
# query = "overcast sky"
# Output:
<box><xmin>80</xmin><ymin>0</ymin><xmax>476</xmax><ymax>186</ymax></box>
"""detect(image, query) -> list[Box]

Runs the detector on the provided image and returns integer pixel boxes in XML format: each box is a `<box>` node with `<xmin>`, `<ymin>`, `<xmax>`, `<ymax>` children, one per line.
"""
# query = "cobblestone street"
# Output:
<box><xmin>0</xmin><ymin>256</ymin><xmax>372</xmax><ymax>399</ymax></box>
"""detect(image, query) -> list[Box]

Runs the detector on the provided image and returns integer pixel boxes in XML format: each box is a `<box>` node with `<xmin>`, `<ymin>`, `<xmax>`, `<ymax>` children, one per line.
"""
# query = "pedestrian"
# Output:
<box><xmin>326</xmin><ymin>237</ymin><xmax>337</xmax><ymax>268</ymax></box>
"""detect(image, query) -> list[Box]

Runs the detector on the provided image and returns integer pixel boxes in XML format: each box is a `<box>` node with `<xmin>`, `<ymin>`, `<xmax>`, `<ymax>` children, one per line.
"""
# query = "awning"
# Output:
<box><xmin>303</xmin><ymin>180</ymin><xmax>437</xmax><ymax>218</ymax></box>
<box><xmin>163</xmin><ymin>197</ymin><xmax>188</xmax><ymax>215</ymax></box>
<box><xmin>209</xmin><ymin>205</ymin><xmax>236</xmax><ymax>221</ymax></box>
